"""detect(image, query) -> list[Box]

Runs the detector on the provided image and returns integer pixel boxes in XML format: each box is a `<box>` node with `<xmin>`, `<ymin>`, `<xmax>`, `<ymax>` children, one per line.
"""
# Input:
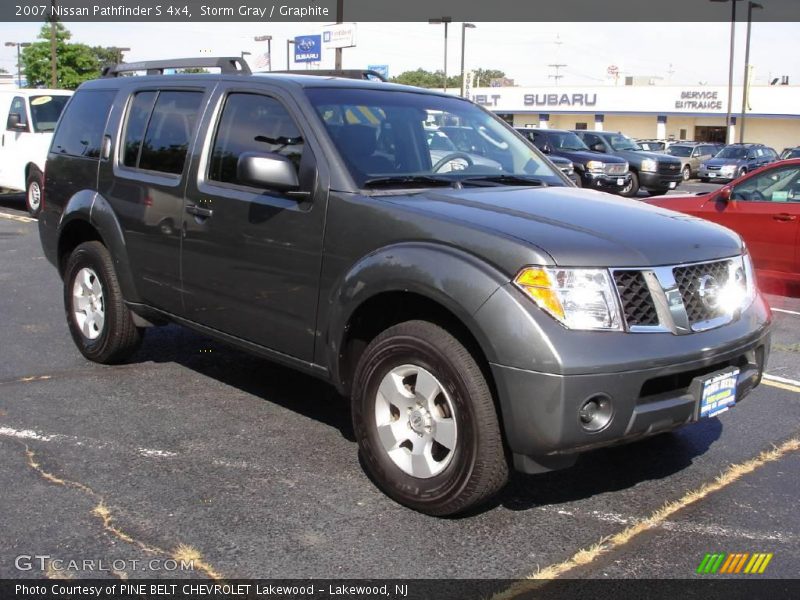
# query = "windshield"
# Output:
<box><xmin>667</xmin><ymin>145</ymin><xmax>693</xmax><ymax>157</ymax></box>
<box><xmin>29</xmin><ymin>95</ymin><xmax>70</xmax><ymax>133</ymax></box>
<box><xmin>606</xmin><ymin>134</ymin><xmax>641</xmax><ymax>151</ymax></box>
<box><xmin>544</xmin><ymin>131</ymin><xmax>589</xmax><ymax>151</ymax></box>
<box><xmin>305</xmin><ymin>88</ymin><xmax>565</xmax><ymax>188</ymax></box>
<box><xmin>716</xmin><ymin>146</ymin><xmax>748</xmax><ymax>159</ymax></box>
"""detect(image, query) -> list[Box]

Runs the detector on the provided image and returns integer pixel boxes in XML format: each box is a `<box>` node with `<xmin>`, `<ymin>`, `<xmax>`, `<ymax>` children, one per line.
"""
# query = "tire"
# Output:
<box><xmin>63</xmin><ymin>241</ymin><xmax>142</xmax><ymax>364</ymax></box>
<box><xmin>737</xmin><ymin>167</ymin><xmax>747</xmax><ymax>179</ymax></box>
<box><xmin>619</xmin><ymin>171</ymin><xmax>639</xmax><ymax>197</ymax></box>
<box><xmin>682</xmin><ymin>165</ymin><xmax>691</xmax><ymax>181</ymax></box>
<box><xmin>352</xmin><ymin>320</ymin><xmax>508</xmax><ymax>516</ymax></box>
<box><xmin>26</xmin><ymin>168</ymin><xmax>44</xmax><ymax>217</ymax></box>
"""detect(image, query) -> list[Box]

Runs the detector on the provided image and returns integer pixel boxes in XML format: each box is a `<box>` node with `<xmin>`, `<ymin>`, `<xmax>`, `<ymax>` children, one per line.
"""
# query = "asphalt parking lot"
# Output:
<box><xmin>0</xmin><ymin>188</ymin><xmax>798</xmax><ymax>585</ymax></box>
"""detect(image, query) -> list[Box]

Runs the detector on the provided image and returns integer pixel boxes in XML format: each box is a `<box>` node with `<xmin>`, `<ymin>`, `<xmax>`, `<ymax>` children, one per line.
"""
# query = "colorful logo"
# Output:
<box><xmin>697</xmin><ymin>552</ymin><xmax>773</xmax><ymax>574</ymax></box>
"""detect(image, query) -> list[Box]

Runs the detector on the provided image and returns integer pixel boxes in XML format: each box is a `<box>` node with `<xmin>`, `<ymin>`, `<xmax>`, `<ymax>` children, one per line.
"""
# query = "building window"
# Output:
<box><xmin>575</xmin><ymin>122</ymin><xmax>588</xmax><ymax>130</ymax></box>
<box><xmin>679</xmin><ymin>128</ymin><xmax>687</xmax><ymax>140</ymax></box>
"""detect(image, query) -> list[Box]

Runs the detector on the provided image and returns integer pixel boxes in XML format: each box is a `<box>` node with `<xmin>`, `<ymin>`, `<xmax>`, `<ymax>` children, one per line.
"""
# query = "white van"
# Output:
<box><xmin>0</xmin><ymin>89</ymin><xmax>72</xmax><ymax>216</ymax></box>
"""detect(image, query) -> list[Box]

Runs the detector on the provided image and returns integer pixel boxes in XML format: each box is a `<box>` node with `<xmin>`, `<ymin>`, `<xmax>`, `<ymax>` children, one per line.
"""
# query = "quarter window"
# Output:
<box><xmin>209</xmin><ymin>93</ymin><xmax>304</xmax><ymax>186</ymax></box>
<box><xmin>51</xmin><ymin>90</ymin><xmax>116</xmax><ymax>158</ymax></box>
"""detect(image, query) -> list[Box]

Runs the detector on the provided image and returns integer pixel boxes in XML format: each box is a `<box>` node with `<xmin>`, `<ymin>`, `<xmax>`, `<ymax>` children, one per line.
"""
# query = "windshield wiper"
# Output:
<box><xmin>461</xmin><ymin>174</ymin><xmax>547</xmax><ymax>187</ymax></box>
<box><xmin>362</xmin><ymin>175</ymin><xmax>457</xmax><ymax>189</ymax></box>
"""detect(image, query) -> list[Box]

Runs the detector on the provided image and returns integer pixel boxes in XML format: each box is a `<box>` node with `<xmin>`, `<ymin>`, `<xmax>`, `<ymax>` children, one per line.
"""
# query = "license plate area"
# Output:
<box><xmin>669</xmin><ymin>181</ymin><xmax>677</xmax><ymax>189</ymax></box>
<box><xmin>691</xmin><ymin>368</ymin><xmax>739</xmax><ymax>419</ymax></box>
<box><xmin>617</xmin><ymin>177</ymin><xmax>624</xmax><ymax>185</ymax></box>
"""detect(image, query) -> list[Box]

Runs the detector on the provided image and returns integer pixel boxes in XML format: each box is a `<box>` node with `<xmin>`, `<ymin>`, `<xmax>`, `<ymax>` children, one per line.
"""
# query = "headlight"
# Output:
<box><xmin>514</xmin><ymin>267</ymin><xmax>622</xmax><ymax>331</ymax></box>
<box><xmin>640</xmin><ymin>159</ymin><xmax>658</xmax><ymax>172</ymax></box>
<box><xmin>717</xmin><ymin>253</ymin><xmax>757</xmax><ymax>315</ymax></box>
<box><xmin>586</xmin><ymin>160</ymin><xmax>605</xmax><ymax>173</ymax></box>
<box><xmin>721</xmin><ymin>164</ymin><xmax>736</xmax><ymax>174</ymax></box>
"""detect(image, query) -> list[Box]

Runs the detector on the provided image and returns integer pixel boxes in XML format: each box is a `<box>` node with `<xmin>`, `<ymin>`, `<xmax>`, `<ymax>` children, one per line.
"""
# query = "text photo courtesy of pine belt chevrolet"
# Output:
<box><xmin>647</xmin><ymin>159</ymin><xmax>800</xmax><ymax>297</ymax></box>
<box><xmin>38</xmin><ymin>57</ymin><xmax>771</xmax><ymax>516</ymax></box>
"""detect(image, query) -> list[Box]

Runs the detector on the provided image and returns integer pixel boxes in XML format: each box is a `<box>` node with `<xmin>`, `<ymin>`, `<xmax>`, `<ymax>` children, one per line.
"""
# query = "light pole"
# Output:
<box><xmin>460</xmin><ymin>22</ymin><xmax>476</xmax><ymax>97</ymax></box>
<box><xmin>286</xmin><ymin>39</ymin><xmax>295</xmax><ymax>71</ymax></box>
<box><xmin>710</xmin><ymin>0</ymin><xmax>744</xmax><ymax>144</ymax></box>
<box><xmin>108</xmin><ymin>46</ymin><xmax>130</xmax><ymax>64</ymax></box>
<box><xmin>5</xmin><ymin>41</ymin><xmax>31</xmax><ymax>88</ymax></box>
<box><xmin>739</xmin><ymin>1</ymin><xmax>763</xmax><ymax>143</ymax></box>
<box><xmin>429</xmin><ymin>17</ymin><xmax>452</xmax><ymax>93</ymax></box>
<box><xmin>254</xmin><ymin>34</ymin><xmax>272</xmax><ymax>71</ymax></box>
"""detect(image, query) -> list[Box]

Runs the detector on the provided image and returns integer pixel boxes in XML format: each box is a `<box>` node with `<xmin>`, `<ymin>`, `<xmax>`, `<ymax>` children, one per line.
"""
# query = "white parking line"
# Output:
<box><xmin>772</xmin><ymin>307</ymin><xmax>800</xmax><ymax>317</ymax></box>
<box><xmin>0</xmin><ymin>211</ymin><xmax>35</xmax><ymax>223</ymax></box>
<box><xmin>764</xmin><ymin>374</ymin><xmax>800</xmax><ymax>387</ymax></box>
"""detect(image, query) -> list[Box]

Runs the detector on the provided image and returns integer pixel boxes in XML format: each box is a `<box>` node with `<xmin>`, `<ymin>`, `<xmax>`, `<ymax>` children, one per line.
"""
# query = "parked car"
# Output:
<box><xmin>573</xmin><ymin>130</ymin><xmax>683</xmax><ymax>196</ymax></box>
<box><xmin>646</xmin><ymin>159</ymin><xmax>800</xmax><ymax>295</ymax></box>
<box><xmin>780</xmin><ymin>147</ymin><xmax>800</xmax><ymax>160</ymax></box>
<box><xmin>516</xmin><ymin>128</ymin><xmax>629</xmax><ymax>192</ymax></box>
<box><xmin>636</xmin><ymin>139</ymin><xmax>667</xmax><ymax>152</ymax></box>
<box><xmin>666</xmin><ymin>142</ymin><xmax>725</xmax><ymax>181</ymax></box>
<box><xmin>698</xmin><ymin>143</ymin><xmax>778</xmax><ymax>182</ymax></box>
<box><xmin>547</xmin><ymin>154</ymin><xmax>579</xmax><ymax>185</ymax></box>
<box><xmin>39</xmin><ymin>57</ymin><xmax>771</xmax><ymax>516</ymax></box>
<box><xmin>0</xmin><ymin>89</ymin><xmax>73</xmax><ymax>216</ymax></box>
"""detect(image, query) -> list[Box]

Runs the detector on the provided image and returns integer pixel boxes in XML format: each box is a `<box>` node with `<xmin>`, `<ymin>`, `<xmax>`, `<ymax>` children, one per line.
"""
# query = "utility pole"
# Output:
<box><xmin>460</xmin><ymin>22</ymin><xmax>476</xmax><ymax>97</ymax></box>
<box><xmin>335</xmin><ymin>0</ymin><xmax>343</xmax><ymax>70</ymax></box>
<box><xmin>739</xmin><ymin>1</ymin><xmax>763</xmax><ymax>143</ymax></box>
<box><xmin>429</xmin><ymin>17</ymin><xmax>452</xmax><ymax>93</ymax></box>
<box><xmin>548</xmin><ymin>64</ymin><xmax>567</xmax><ymax>85</ymax></box>
<box><xmin>286</xmin><ymin>39</ymin><xmax>294</xmax><ymax>70</ymax></box>
<box><xmin>50</xmin><ymin>0</ymin><xmax>57</xmax><ymax>87</ymax></box>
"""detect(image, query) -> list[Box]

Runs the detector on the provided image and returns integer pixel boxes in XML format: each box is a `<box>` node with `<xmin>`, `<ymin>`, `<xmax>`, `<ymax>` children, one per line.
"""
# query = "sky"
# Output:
<box><xmin>0</xmin><ymin>21</ymin><xmax>798</xmax><ymax>88</ymax></box>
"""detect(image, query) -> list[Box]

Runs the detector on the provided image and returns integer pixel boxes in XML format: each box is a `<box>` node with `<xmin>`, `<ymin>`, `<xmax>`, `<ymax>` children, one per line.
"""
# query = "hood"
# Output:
<box><xmin>554</xmin><ymin>149</ymin><xmax>627</xmax><ymax>164</ymax></box>
<box><xmin>615</xmin><ymin>149</ymin><xmax>681</xmax><ymax>164</ymax></box>
<box><xmin>705</xmin><ymin>156</ymin><xmax>745</xmax><ymax>167</ymax></box>
<box><xmin>382</xmin><ymin>186</ymin><xmax>742</xmax><ymax>267</ymax></box>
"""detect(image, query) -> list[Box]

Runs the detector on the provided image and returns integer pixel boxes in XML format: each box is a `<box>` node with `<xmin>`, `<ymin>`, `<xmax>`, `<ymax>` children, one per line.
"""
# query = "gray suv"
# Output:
<box><xmin>39</xmin><ymin>58</ymin><xmax>771</xmax><ymax>516</ymax></box>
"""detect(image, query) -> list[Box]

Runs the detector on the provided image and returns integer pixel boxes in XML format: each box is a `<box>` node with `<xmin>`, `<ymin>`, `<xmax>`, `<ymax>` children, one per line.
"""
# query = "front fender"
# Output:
<box><xmin>322</xmin><ymin>242</ymin><xmax>511</xmax><ymax>385</ymax></box>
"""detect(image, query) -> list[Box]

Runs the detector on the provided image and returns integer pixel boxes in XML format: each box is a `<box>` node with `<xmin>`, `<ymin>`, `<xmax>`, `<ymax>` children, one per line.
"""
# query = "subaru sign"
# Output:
<box><xmin>368</xmin><ymin>65</ymin><xmax>389</xmax><ymax>80</ymax></box>
<box><xmin>294</xmin><ymin>35</ymin><xmax>321</xmax><ymax>63</ymax></box>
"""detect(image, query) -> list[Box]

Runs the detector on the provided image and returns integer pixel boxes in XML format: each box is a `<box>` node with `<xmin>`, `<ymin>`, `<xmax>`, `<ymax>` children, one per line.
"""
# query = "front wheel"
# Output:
<box><xmin>619</xmin><ymin>171</ymin><xmax>640</xmax><ymax>197</ymax></box>
<box><xmin>682</xmin><ymin>165</ymin><xmax>691</xmax><ymax>181</ymax></box>
<box><xmin>26</xmin><ymin>169</ymin><xmax>44</xmax><ymax>217</ymax></box>
<box><xmin>352</xmin><ymin>320</ymin><xmax>508</xmax><ymax>516</ymax></box>
<box><xmin>63</xmin><ymin>241</ymin><xmax>143</xmax><ymax>364</ymax></box>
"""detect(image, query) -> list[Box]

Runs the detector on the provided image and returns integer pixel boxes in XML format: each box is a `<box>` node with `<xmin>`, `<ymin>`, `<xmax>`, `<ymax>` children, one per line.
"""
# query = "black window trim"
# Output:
<box><xmin>197</xmin><ymin>86</ymin><xmax>312</xmax><ymax>198</ymax></box>
<box><xmin>113</xmin><ymin>85</ymin><xmax>207</xmax><ymax>186</ymax></box>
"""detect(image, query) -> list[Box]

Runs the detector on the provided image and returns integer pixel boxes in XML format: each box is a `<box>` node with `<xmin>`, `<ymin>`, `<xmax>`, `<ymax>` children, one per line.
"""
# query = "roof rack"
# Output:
<box><xmin>269</xmin><ymin>69</ymin><xmax>388</xmax><ymax>82</ymax></box>
<box><xmin>101</xmin><ymin>57</ymin><xmax>251</xmax><ymax>78</ymax></box>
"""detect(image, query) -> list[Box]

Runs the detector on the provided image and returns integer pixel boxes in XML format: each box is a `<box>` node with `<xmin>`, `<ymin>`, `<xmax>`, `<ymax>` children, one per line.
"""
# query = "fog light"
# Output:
<box><xmin>578</xmin><ymin>395</ymin><xmax>612</xmax><ymax>432</ymax></box>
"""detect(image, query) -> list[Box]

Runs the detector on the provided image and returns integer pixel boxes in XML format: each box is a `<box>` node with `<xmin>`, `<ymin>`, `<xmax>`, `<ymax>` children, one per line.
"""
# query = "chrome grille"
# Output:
<box><xmin>707</xmin><ymin>165</ymin><xmax>721</xmax><ymax>171</ymax></box>
<box><xmin>673</xmin><ymin>260</ymin><xmax>732</xmax><ymax>324</ymax></box>
<box><xmin>614</xmin><ymin>271</ymin><xmax>659</xmax><ymax>327</ymax></box>
<box><xmin>605</xmin><ymin>163</ymin><xmax>628</xmax><ymax>176</ymax></box>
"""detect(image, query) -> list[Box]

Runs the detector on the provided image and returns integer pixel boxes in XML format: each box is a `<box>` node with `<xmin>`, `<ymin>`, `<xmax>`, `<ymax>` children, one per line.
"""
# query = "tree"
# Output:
<box><xmin>21</xmin><ymin>23</ymin><xmax>121</xmax><ymax>89</ymax></box>
<box><xmin>391</xmin><ymin>67</ymin><xmax>506</xmax><ymax>90</ymax></box>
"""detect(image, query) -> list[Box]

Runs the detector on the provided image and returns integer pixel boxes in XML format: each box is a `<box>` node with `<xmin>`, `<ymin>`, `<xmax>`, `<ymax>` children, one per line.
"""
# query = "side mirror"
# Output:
<box><xmin>719</xmin><ymin>186</ymin><xmax>732</xmax><ymax>202</ymax></box>
<box><xmin>591</xmin><ymin>143</ymin><xmax>607</xmax><ymax>153</ymax></box>
<box><xmin>6</xmin><ymin>112</ymin><xmax>26</xmax><ymax>131</ymax></box>
<box><xmin>237</xmin><ymin>152</ymin><xmax>299</xmax><ymax>192</ymax></box>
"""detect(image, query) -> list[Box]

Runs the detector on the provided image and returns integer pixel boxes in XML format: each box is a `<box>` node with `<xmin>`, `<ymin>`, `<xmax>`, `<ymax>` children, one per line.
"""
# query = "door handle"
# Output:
<box><xmin>773</xmin><ymin>213</ymin><xmax>797</xmax><ymax>222</ymax></box>
<box><xmin>185</xmin><ymin>205</ymin><xmax>213</xmax><ymax>219</ymax></box>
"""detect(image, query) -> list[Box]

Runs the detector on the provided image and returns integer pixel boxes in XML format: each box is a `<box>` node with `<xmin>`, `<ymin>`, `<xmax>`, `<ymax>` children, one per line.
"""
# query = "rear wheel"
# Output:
<box><xmin>352</xmin><ymin>320</ymin><xmax>508</xmax><ymax>516</ymax></box>
<box><xmin>26</xmin><ymin>169</ymin><xmax>44</xmax><ymax>217</ymax></box>
<box><xmin>63</xmin><ymin>241</ymin><xmax>142</xmax><ymax>364</ymax></box>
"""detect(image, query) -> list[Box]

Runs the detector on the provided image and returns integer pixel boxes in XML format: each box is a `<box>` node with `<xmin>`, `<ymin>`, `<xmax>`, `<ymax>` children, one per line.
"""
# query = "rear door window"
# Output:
<box><xmin>121</xmin><ymin>90</ymin><xmax>204</xmax><ymax>175</ymax></box>
<box><xmin>51</xmin><ymin>90</ymin><xmax>116</xmax><ymax>158</ymax></box>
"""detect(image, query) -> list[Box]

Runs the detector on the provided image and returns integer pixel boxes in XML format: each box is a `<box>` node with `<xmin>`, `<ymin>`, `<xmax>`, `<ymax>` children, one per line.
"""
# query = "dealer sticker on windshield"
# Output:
<box><xmin>699</xmin><ymin>369</ymin><xmax>739</xmax><ymax>418</ymax></box>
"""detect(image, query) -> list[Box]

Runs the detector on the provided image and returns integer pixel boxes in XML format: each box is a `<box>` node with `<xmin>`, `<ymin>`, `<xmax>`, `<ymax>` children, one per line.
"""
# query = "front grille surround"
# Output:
<box><xmin>611</xmin><ymin>257</ymin><xmax>742</xmax><ymax>334</ymax></box>
<box><xmin>658</xmin><ymin>161</ymin><xmax>681</xmax><ymax>175</ymax></box>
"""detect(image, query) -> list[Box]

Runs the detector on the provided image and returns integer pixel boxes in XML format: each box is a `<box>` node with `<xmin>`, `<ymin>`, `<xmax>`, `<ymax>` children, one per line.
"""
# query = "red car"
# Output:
<box><xmin>647</xmin><ymin>159</ymin><xmax>800</xmax><ymax>296</ymax></box>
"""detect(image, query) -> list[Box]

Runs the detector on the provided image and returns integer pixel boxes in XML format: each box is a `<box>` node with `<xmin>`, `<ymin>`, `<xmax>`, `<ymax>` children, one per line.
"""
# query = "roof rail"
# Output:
<box><xmin>101</xmin><ymin>57</ymin><xmax>251</xmax><ymax>77</ymax></box>
<box><xmin>269</xmin><ymin>69</ymin><xmax>388</xmax><ymax>82</ymax></box>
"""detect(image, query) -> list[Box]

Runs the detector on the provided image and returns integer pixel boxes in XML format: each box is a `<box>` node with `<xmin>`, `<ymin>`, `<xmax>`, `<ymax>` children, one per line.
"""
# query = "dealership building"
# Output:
<box><xmin>467</xmin><ymin>83</ymin><xmax>800</xmax><ymax>151</ymax></box>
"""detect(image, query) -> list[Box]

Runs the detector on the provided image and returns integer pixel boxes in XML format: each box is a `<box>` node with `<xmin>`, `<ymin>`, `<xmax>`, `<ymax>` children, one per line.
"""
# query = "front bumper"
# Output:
<box><xmin>473</xmin><ymin>284</ymin><xmax>772</xmax><ymax>473</ymax></box>
<box><xmin>581</xmin><ymin>171</ymin><xmax>630</xmax><ymax>191</ymax></box>
<box><xmin>639</xmin><ymin>171</ymin><xmax>683</xmax><ymax>191</ymax></box>
<box><xmin>699</xmin><ymin>167</ymin><xmax>737</xmax><ymax>182</ymax></box>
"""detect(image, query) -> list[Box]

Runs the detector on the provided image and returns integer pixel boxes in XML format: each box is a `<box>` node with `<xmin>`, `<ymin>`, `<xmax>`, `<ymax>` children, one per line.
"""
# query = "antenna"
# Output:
<box><xmin>548</xmin><ymin>64</ymin><xmax>567</xmax><ymax>85</ymax></box>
